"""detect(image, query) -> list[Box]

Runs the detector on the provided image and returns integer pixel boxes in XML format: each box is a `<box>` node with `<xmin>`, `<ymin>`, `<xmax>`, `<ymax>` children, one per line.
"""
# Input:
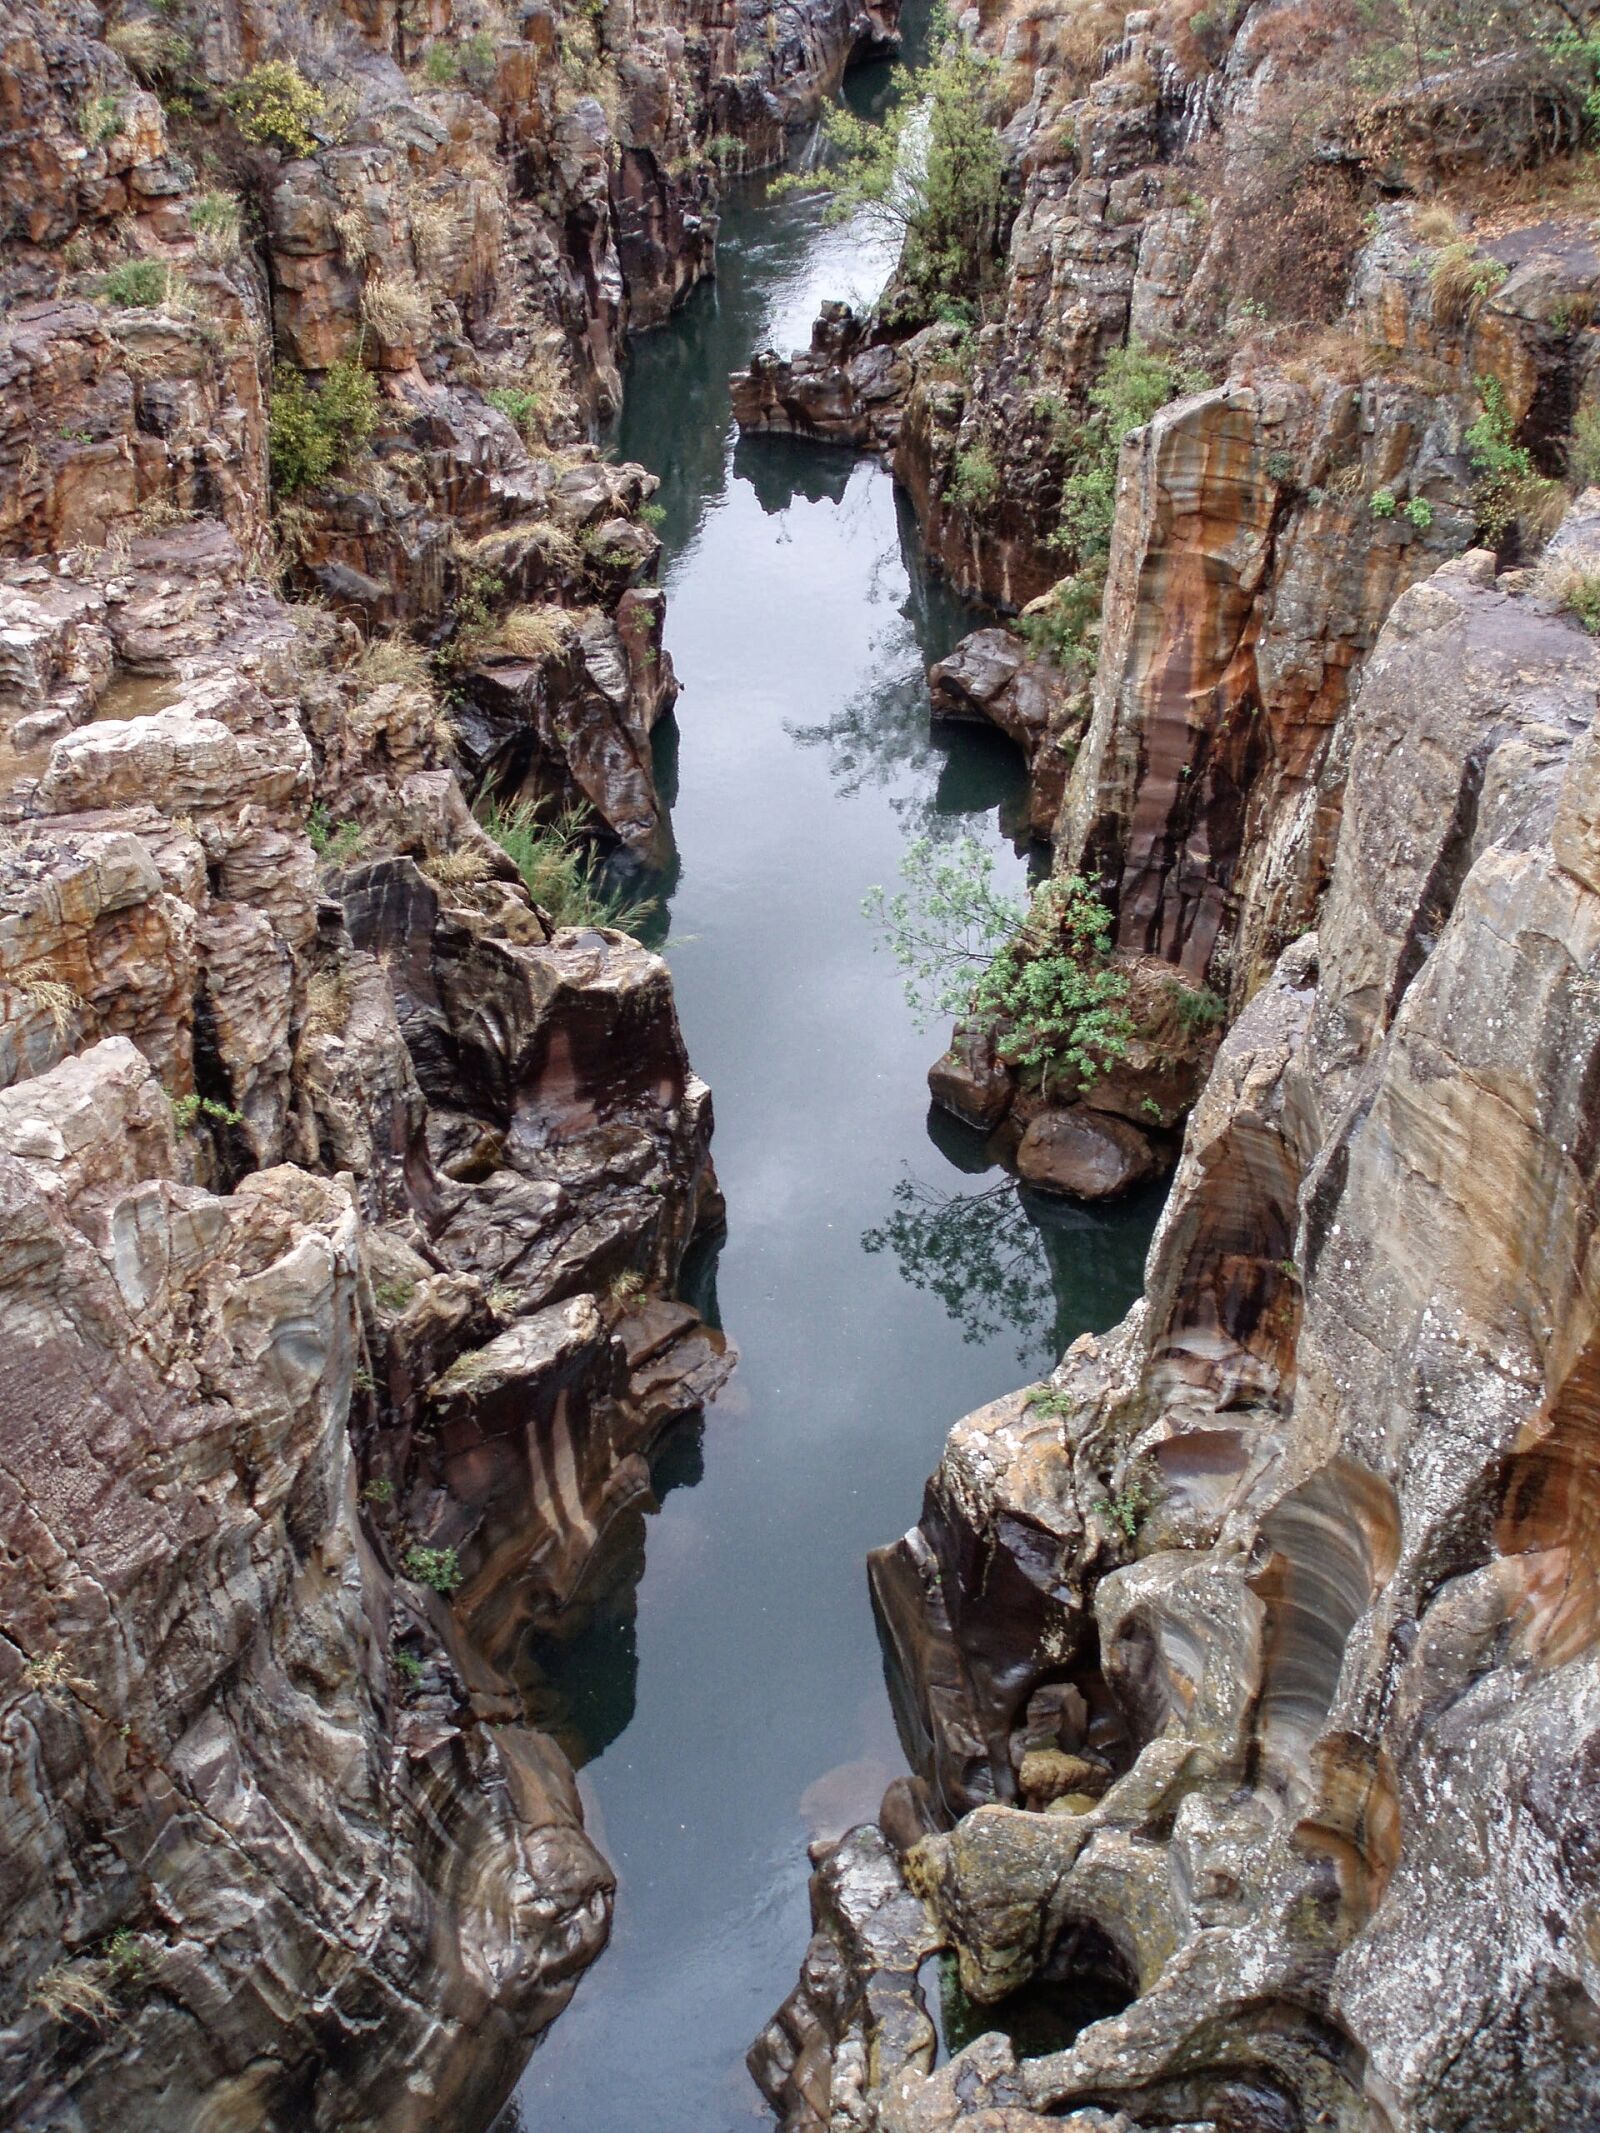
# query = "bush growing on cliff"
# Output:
<box><xmin>268</xmin><ymin>358</ymin><xmax>380</xmax><ymax>494</ymax></box>
<box><xmin>482</xmin><ymin>797</ymin><xmax>655</xmax><ymax>935</ymax></box>
<box><xmin>865</xmin><ymin>836</ymin><xmax>1132</xmax><ymax>1087</ymax></box>
<box><xmin>229</xmin><ymin>60</ymin><xmax>326</xmax><ymax>158</ymax></box>
<box><xmin>403</xmin><ymin>1545</ymin><xmax>463</xmax><ymax>1595</ymax></box>
<box><xmin>782</xmin><ymin>25</ymin><xmax>1006</xmax><ymax>305</ymax></box>
<box><xmin>949</xmin><ymin>445</ymin><xmax>1000</xmax><ymax>515</ymax></box>
<box><xmin>1465</xmin><ymin>374</ymin><xmax>1562</xmax><ymax>544</ymax></box>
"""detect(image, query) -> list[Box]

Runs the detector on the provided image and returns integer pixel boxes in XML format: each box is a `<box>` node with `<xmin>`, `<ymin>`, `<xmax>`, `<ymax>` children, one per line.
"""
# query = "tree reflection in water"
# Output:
<box><xmin>864</xmin><ymin>1175</ymin><xmax>1052</xmax><ymax>1357</ymax></box>
<box><xmin>864</xmin><ymin>1150</ymin><xmax>1165</xmax><ymax>1367</ymax></box>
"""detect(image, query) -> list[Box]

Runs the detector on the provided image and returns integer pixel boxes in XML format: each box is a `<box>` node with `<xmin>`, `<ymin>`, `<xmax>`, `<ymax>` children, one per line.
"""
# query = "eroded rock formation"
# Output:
<box><xmin>754</xmin><ymin>515</ymin><xmax>1600</xmax><ymax>2132</ymax></box>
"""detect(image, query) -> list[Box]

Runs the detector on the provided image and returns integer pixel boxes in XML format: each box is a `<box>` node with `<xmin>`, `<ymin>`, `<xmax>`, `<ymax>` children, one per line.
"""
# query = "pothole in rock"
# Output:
<box><xmin>919</xmin><ymin>1919</ymin><xmax>1137</xmax><ymax>2066</ymax></box>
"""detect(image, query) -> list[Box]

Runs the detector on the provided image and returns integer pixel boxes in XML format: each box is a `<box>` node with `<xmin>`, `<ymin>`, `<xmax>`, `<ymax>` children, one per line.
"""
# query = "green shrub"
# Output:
<box><xmin>229</xmin><ymin>60</ymin><xmax>325</xmax><ymax>157</ymax></box>
<box><xmin>948</xmin><ymin>444</ymin><xmax>1000</xmax><ymax>515</ymax></box>
<box><xmin>485</xmin><ymin>384</ymin><xmax>542</xmax><ymax>439</ymax></box>
<box><xmin>170</xmin><ymin>1091</ymin><xmax>243</xmax><ymax>1132</ymax></box>
<box><xmin>482</xmin><ymin>797</ymin><xmax>655</xmax><ymax>935</ymax></box>
<box><xmin>269</xmin><ymin>358</ymin><xmax>379</xmax><ymax>494</ymax></box>
<box><xmin>787</xmin><ymin>30</ymin><xmax>1006</xmax><ymax>305</ymax></box>
<box><xmin>1537</xmin><ymin>557</ymin><xmax>1600</xmax><ymax>633</ymax></box>
<box><xmin>864</xmin><ymin>836</ymin><xmax>1133</xmax><ymax>1087</ymax></box>
<box><xmin>1428</xmin><ymin>241</ymin><xmax>1508</xmax><ymax>327</ymax></box>
<box><xmin>99</xmin><ymin>259</ymin><xmax>170</xmax><ymax>308</ymax></box>
<box><xmin>307</xmin><ymin>803</ymin><xmax>364</xmax><ymax>861</ymax></box>
<box><xmin>1403</xmin><ymin>495</ymin><xmax>1434</xmax><ymax>530</ymax></box>
<box><xmin>80</xmin><ymin>92</ymin><xmax>124</xmax><ymax>146</ymax></box>
<box><xmin>706</xmin><ymin>133</ymin><xmax>744</xmax><ymax>165</ymax></box>
<box><xmin>1050</xmin><ymin>340</ymin><xmax>1207</xmax><ymax>565</ymax></box>
<box><xmin>1017</xmin><ymin>568</ymin><xmax>1104</xmax><ymax>663</ymax></box>
<box><xmin>403</xmin><ymin>1545</ymin><xmax>462</xmax><ymax>1594</ymax></box>
<box><xmin>189</xmin><ymin>190</ymin><xmax>242</xmax><ymax>260</ymax></box>
<box><xmin>1165</xmin><ymin>978</ymin><xmax>1225</xmax><ymax>1030</ymax></box>
<box><xmin>423</xmin><ymin>34</ymin><xmax>495</xmax><ymax>84</ymax></box>
<box><xmin>1465</xmin><ymin>374</ymin><xmax>1543</xmax><ymax>542</ymax></box>
<box><xmin>1369</xmin><ymin>486</ymin><xmax>1398</xmax><ymax>518</ymax></box>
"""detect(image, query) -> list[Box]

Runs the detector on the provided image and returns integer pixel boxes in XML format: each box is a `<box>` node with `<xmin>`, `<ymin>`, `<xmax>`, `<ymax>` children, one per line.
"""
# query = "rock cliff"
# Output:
<box><xmin>0</xmin><ymin>0</ymin><xmax>922</xmax><ymax>2113</ymax></box>
<box><xmin>745</xmin><ymin>2</ymin><xmax>1600</xmax><ymax>2126</ymax></box>
<box><xmin>754</xmin><ymin>504</ymin><xmax>1600</xmax><ymax>2132</ymax></box>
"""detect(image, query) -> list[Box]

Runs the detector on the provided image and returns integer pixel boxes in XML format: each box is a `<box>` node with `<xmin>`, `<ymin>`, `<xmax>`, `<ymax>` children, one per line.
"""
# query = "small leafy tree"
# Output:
<box><xmin>782</xmin><ymin>26</ymin><xmax>1006</xmax><ymax>307</ymax></box>
<box><xmin>864</xmin><ymin>836</ymin><xmax>1133</xmax><ymax>1086</ymax></box>
<box><xmin>229</xmin><ymin>61</ymin><xmax>326</xmax><ymax>158</ymax></box>
<box><xmin>268</xmin><ymin>358</ymin><xmax>379</xmax><ymax>494</ymax></box>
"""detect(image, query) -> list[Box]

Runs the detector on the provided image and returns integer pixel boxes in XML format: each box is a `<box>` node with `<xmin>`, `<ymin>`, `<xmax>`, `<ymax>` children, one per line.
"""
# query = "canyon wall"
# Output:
<box><xmin>0</xmin><ymin>0</ymin><xmax>887</xmax><ymax>2118</ymax></box>
<box><xmin>747</xmin><ymin>3</ymin><xmax>1600</xmax><ymax>2128</ymax></box>
<box><xmin>756</xmin><ymin>496</ymin><xmax>1600</xmax><ymax>2133</ymax></box>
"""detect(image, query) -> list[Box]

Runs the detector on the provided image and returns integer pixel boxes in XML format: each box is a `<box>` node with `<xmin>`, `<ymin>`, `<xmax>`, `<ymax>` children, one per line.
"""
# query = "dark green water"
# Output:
<box><xmin>493</xmin><ymin>87</ymin><xmax>1162</xmax><ymax>2133</ymax></box>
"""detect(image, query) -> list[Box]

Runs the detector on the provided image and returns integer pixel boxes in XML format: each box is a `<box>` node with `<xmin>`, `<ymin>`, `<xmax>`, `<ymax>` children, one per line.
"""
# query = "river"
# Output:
<box><xmin>492</xmin><ymin>52</ymin><xmax>1163</xmax><ymax>2133</ymax></box>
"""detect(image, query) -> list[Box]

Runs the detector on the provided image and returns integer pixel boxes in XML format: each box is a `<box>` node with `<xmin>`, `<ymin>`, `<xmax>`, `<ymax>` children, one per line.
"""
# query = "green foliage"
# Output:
<box><xmin>482</xmin><ymin>797</ymin><xmax>656</xmax><ymax>935</ymax></box>
<box><xmin>307</xmin><ymin>803</ymin><xmax>364</xmax><ymax>862</ymax></box>
<box><xmin>424</xmin><ymin>32</ymin><xmax>496</xmax><ymax>85</ymax></box>
<box><xmin>269</xmin><ymin>358</ymin><xmax>379</xmax><ymax>494</ymax></box>
<box><xmin>1053</xmin><ymin>341</ymin><xmax>1206</xmax><ymax>560</ymax></box>
<box><xmin>639</xmin><ymin>499</ymin><xmax>666</xmax><ymax>526</ymax></box>
<box><xmin>1404</xmin><ymin>495</ymin><xmax>1435</xmax><ymax>529</ymax></box>
<box><xmin>229</xmin><ymin>60</ymin><xmax>325</xmax><ymax>157</ymax></box>
<box><xmin>403</xmin><ymin>1545</ymin><xmax>462</xmax><ymax>1594</ymax></box>
<box><xmin>361</xmin><ymin>1477</ymin><xmax>394</xmax><ymax>1503</ymax></box>
<box><xmin>393</xmin><ymin>1649</ymin><xmax>424</xmax><ymax>1685</ymax></box>
<box><xmin>170</xmin><ymin>1092</ymin><xmax>243</xmax><ymax>1132</ymax></box>
<box><xmin>1017</xmin><ymin>568</ymin><xmax>1104</xmax><ymax>663</ymax></box>
<box><xmin>706</xmin><ymin>133</ymin><xmax>744</xmax><ymax>165</ymax></box>
<box><xmin>1370</xmin><ymin>486</ymin><xmax>1398</xmax><ymax>518</ymax></box>
<box><xmin>1542</xmin><ymin>560</ymin><xmax>1600</xmax><ymax>631</ymax></box>
<box><xmin>791</xmin><ymin>29</ymin><xmax>1006</xmax><ymax>306</ymax></box>
<box><xmin>1465</xmin><ymin>374</ymin><xmax>1542</xmax><ymax>541</ymax></box>
<box><xmin>189</xmin><ymin>190</ymin><xmax>242</xmax><ymax>258</ymax></box>
<box><xmin>948</xmin><ymin>444</ymin><xmax>999</xmax><ymax>515</ymax></box>
<box><xmin>485</xmin><ymin>384</ymin><xmax>542</xmax><ymax>439</ymax></box>
<box><xmin>98</xmin><ymin>259</ymin><xmax>170</xmax><ymax>308</ymax></box>
<box><xmin>971</xmin><ymin>873</ymin><xmax>1134</xmax><ymax>1084</ymax></box>
<box><xmin>1427</xmin><ymin>240</ymin><xmax>1508</xmax><ymax>325</ymax></box>
<box><xmin>1095</xmin><ymin>1471</ymin><xmax>1151</xmax><ymax>1543</ymax></box>
<box><xmin>864</xmin><ymin>837</ymin><xmax>1132</xmax><ymax>1087</ymax></box>
<box><xmin>1165</xmin><ymin>978</ymin><xmax>1225</xmax><ymax>1030</ymax></box>
<box><xmin>80</xmin><ymin>92</ymin><xmax>124</xmax><ymax>146</ymax></box>
<box><xmin>1266</xmin><ymin>449</ymin><xmax>1297</xmax><ymax>483</ymax></box>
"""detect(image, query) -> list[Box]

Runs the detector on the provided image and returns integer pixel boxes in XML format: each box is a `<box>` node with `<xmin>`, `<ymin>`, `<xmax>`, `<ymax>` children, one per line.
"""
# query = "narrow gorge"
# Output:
<box><xmin>2</xmin><ymin>0</ymin><xmax>1600</xmax><ymax>2129</ymax></box>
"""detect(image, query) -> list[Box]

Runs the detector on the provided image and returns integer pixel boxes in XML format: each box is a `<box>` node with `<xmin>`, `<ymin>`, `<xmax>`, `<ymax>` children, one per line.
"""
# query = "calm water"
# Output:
<box><xmin>493</xmin><ymin>79</ymin><xmax>1163</xmax><ymax>2133</ymax></box>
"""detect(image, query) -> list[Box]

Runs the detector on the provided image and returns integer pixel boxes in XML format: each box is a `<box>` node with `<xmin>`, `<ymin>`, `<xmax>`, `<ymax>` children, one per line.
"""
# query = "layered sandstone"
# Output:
<box><xmin>754</xmin><ymin>517</ymin><xmax>1600</xmax><ymax>2132</ymax></box>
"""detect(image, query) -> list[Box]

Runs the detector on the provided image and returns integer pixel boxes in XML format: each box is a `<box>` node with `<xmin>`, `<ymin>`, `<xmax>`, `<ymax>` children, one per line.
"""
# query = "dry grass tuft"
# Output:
<box><xmin>408</xmin><ymin>193</ymin><xmax>456</xmax><ymax>274</ymax></box>
<box><xmin>28</xmin><ymin>1960</ymin><xmax>118</xmax><ymax>2031</ymax></box>
<box><xmin>1429</xmin><ymin>241</ymin><xmax>1508</xmax><ymax>328</ymax></box>
<box><xmin>420</xmin><ymin>842</ymin><xmax>494</xmax><ymax>889</ymax></box>
<box><xmin>13</xmin><ymin>971</ymin><xmax>82</xmax><ymax>1039</ymax></box>
<box><xmin>361</xmin><ymin>271</ymin><xmax>430</xmax><ymax>346</ymax></box>
<box><xmin>356</xmin><ymin>634</ymin><xmax>432</xmax><ymax>693</ymax></box>
<box><xmin>1534</xmin><ymin>551</ymin><xmax>1600</xmax><ymax>630</ymax></box>
<box><xmin>497</xmin><ymin>604</ymin><xmax>577</xmax><ymax>660</ymax></box>
<box><xmin>1411</xmin><ymin>199</ymin><xmax>1463</xmax><ymax>246</ymax></box>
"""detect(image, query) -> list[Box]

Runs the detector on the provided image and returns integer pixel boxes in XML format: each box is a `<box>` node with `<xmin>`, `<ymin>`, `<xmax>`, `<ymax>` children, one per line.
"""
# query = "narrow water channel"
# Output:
<box><xmin>494</xmin><ymin>67</ymin><xmax>1164</xmax><ymax>2133</ymax></box>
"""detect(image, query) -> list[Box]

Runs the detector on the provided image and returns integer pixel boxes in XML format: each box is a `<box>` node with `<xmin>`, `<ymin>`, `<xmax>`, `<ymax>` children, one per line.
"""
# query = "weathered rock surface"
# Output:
<box><xmin>0</xmin><ymin>0</ymin><xmax>779</xmax><ymax>2103</ymax></box>
<box><xmin>756</xmin><ymin>522</ymin><xmax>1600</xmax><ymax>2131</ymax></box>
